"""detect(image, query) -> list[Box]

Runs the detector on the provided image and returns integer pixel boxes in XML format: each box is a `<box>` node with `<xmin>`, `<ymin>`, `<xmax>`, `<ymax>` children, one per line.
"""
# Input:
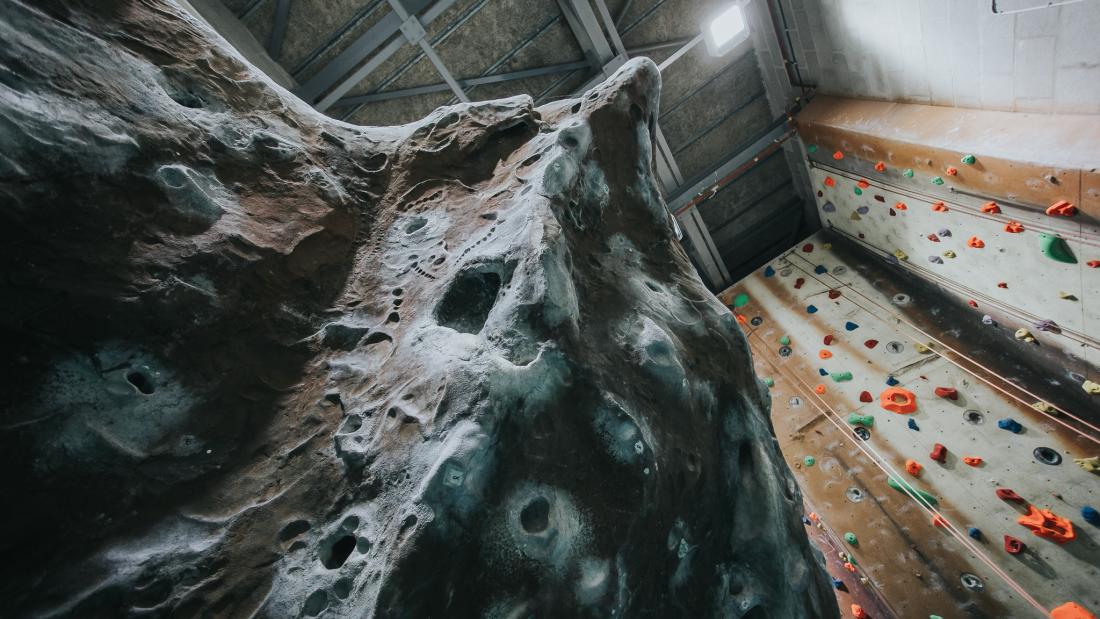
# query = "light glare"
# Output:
<box><xmin>709</xmin><ymin>5</ymin><xmax>746</xmax><ymax>47</ymax></box>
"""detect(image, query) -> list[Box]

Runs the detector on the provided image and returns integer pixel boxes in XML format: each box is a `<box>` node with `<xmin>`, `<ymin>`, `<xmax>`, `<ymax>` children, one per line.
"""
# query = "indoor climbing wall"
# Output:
<box><xmin>716</xmin><ymin>97</ymin><xmax>1100</xmax><ymax>618</ymax></box>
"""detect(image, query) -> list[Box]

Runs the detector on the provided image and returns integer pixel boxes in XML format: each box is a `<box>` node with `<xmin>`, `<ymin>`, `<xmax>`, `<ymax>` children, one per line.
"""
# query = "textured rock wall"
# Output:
<box><xmin>0</xmin><ymin>1</ymin><xmax>838</xmax><ymax>617</ymax></box>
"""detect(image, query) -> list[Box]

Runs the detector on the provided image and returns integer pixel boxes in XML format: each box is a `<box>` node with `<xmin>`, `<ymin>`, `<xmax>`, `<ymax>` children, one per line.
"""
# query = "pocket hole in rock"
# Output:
<box><xmin>126</xmin><ymin>370</ymin><xmax>156</xmax><ymax>395</ymax></box>
<box><xmin>321</xmin><ymin>535</ymin><xmax>356</xmax><ymax>569</ymax></box>
<box><xmin>520</xmin><ymin>496</ymin><xmax>550</xmax><ymax>533</ymax></box>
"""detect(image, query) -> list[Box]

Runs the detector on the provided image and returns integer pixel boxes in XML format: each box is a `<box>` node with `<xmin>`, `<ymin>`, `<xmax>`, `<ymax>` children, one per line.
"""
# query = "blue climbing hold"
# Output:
<box><xmin>845</xmin><ymin>321</ymin><xmax>859</xmax><ymax>331</ymax></box>
<box><xmin>997</xmin><ymin>418</ymin><xmax>1023</xmax><ymax>434</ymax></box>
<box><xmin>814</xmin><ymin>265</ymin><xmax>827</xmax><ymax>274</ymax></box>
<box><xmin>764</xmin><ymin>265</ymin><xmax>776</xmax><ymax>277</ymax></box>
<box><xmin>802</xmin><ymin>515</ymin><xmax>812</xmax><ymax>525</ymax></box>
<box><xmin>908</xmin><ymin>418</ymin><xmax>920</xmax><ymax>431</ymax></box>
<box><xmin>1083</xmin><ymin>506</ymin><xmax>1099</xmax><ymax>525</ymax></box>
<box><xmin>968</xmin><ymin>527</ymin><xmax>983</xmax><ymax>540</ymax></box>
<box><xmin>857</xmin><ymin>206</ymin><xmax>870</xmax><ymax>214</ymax></box>
<box><xmin>819</xmin><ymin>368</ymin><xmax>829</xmax><ymax>376</ymax></box>
<box><xmin>807</xmin><ymin>305</ymin><xmax>818</xmax><ymax>314</ymax></box>
<box><xmin>886</xmin><ymin>375</ymin><xmax>900</xmax><ymax>386</ymax></box>
<box><xmin>831</xmin><ymin>577</ymin><xmax>846</xmax><ymax>591</ymax></box>
<box><xmin>822</xmin><ymin>201</ymin><xmax>836</xmax><ymax>212</ymax></box>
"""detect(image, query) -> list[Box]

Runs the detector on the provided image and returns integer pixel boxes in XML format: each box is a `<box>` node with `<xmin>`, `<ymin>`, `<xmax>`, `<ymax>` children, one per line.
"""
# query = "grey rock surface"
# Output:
<box><xmin>0</xmin><ymin>1</ymin><xmax>838</xmax><ymax>617</ymax></box>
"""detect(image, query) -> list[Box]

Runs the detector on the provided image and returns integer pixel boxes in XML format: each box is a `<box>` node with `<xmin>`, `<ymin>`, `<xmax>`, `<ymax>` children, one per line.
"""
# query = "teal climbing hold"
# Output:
<box><xmin>764</xmin><ymin>265</ymin><xmax>775</xmax><ymax>277</ymax></box>
<box><xmin>1039</xmin><ymin>233</ymin><xmax>1077</xmax><ymax>264</ymax></box>
<box><xmin>931</xmin><ymin>176</ymin><xmax>945</xmax><ymax>185</ymax></box>
<box><xmin>961</xmin><ymin>154</ymin><xmax>976</xmax><ymax>165</ymax></box>
<box><xmin>854</xmin><ymin>187</ymin><xmax>863</xmax><ymax>195</ymax></box>
<box><xmin>733</xmin><ymin>292</ymin><xmax>750</xmax><ymax>307</ymax></box>
<box><xmin>779</xmin><ymin>335</ymin><xmax>790</xmax><ymax>346</ymax></box>
<box><xmin>763</xmin><ymin>377</ymin><xmax>775</xmax><ymax>387</ymax></box>
<box><xmin>903</xmin><ymin>168</ymin><xmax>914</xmax><ymax>178</ymax></box>
<box><xmin>887</xmin><ymin>477</ymin><xmax>938</xmax><ymax>505</ymax></box>
<box><xmin>832</xmin><ymin>371</ymin><xmax>854</xmax><ymax>382</ymax></box>
<box><xmin>807</xmin><ymin>144</ymin><xmax>818</xmax><ymax>153</ymax></box>
<box><xmin>804</xmin><ymin>456</ymin><xmax>816</xmax><ymax>466</ymax></box>
<box><xmin>844</xmin><ymin>532</ymin><xmax>858</xmax><ymax>545</ymax></box>
<box><xmin>848</xmin><ymin>413</ymin><xmax>874</xmax><ymax>427</ymax></box>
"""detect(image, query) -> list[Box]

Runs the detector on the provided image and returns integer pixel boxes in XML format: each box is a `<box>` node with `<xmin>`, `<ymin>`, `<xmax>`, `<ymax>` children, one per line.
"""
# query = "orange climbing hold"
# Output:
<box><xmin>825</xmin><ymin>177</ymin><xmax>836</xmax><ymax>187</ymax></box>
<box><xmin>1047</xmin><ymin>200</ymin><xmax>1077</xmax><ymax>217</ymax></box>
<box><xmin>981</xmin><ymin>201</ymin><xmax>1001</xmax><ymax>214</ymax></box>
<box><xmin>1018</xmin><ymin>505</ymin><xmax>1076</xmax><ymax>544</ymax></box>
<box><xmin>895</xmin><ymin>201</ymin><xmax>907</xmax><ymax>210</ymax></box>
<box><xmin>874</xmin><ymin>161</ymin><xmax>886</xmax><ymax>172</ymax></box>
<box><xmin>857</xmin><ymin>179</ymin><xmax>870</xmax><ymax>189</ymax></box>
<box><xmin>735</xmin><ymin>314</ymin><xmax>748</xmax><ymax>325</ymax></box>
<box><xmin>931</xmin><ymin>201</ymin><xmax>948</xmax><ymax>212</ymax></box>
<box><xmin>1051</xmin><ymin>601</ymin><xmax>1098</xmax><ymax>619</ymax></box>
<box><xmin>880</xmin><ymin>387</ymin><xmax>917</xmax><ymax>413</ymax></box>
<box><xmin>843</xmin><ymin>561</ymin><xmax>857</xmax><ymax>573</ymax></box>
<box><xmin>963</xmin><ymin>456</ymin><xmax>983</xmax><ymax>466</ymax></box>
<box><xmin>819</xmin><ymin>349</ymin><xmax>834</xmax><ymax>359</ymax></box>
<box><xmin>815</xmin><ymin>384</ymin><xmax>827</xmax><ymax>394</ymax></box>
<box><xmin>833</xmin><ymin>151</ymin><xmax>844</xmax><ymax>160</ymax></box>
<box><xmin>932</xmin><ymin>514</ymin><xmax>949</xmax><ymax>527</ymax></box>
<box><xmin>1005</xmin><ymin>221</ymin><xmax>1024</xmax><ymax>233</ymax></box>
<box><xmin>967</xmin><ymin>236</ymin><xmax>985</xmax><ymax>248</ymax></box>
<box><xmin>851</xmin><ymin>603</ymin><xmax>867</xmax><ymax>618</ymax></box>
<box><xmin>934</xmin><ymin>387</ymin><xmax>958</xmax><ymax>400</ymax></box>
<box><xmin>906</xmin><ymin>459</ymin><xmax>923</xmax><ymax>476</ymax></box>
<box><xmin>1089</xmin><ymin>260</ymin><xmax>1100</xmax><ymax>268</ymax></box>
<box><xmin>930</xmin><ymin>443</ymin><xmax>947</xmax><ymax>463</ymax></box>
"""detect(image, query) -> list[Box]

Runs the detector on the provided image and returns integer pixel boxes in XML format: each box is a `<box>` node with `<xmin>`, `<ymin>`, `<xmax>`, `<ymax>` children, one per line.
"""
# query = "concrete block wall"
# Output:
<box><xmin>749</xmin><ymin>0</ymin><xmax>1100</xmax><ymax>115</ymax></box>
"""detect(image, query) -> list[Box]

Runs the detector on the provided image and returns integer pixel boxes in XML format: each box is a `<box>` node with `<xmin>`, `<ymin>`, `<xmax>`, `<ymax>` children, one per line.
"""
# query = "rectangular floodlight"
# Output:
<box><xmin>704</xmin><ymin>4</ymin><xmax>750</xmax><ymax>57</ymax></box>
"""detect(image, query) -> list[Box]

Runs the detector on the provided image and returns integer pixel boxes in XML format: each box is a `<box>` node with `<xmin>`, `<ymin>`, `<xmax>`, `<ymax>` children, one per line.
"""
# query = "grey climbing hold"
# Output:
<box><xmin>822</xmin><ymin>201</ymin><xmax>836</xmax><ymax>212</ymax></box>
<box><xmin>981</xmin><ymin>315</ymin><xmax>995</xmax><ymax>326</ymax></box>
<box><xmin>928</xmin><ymin>255</ymin><xmax>943</xmax><ymax>264</ymax></box>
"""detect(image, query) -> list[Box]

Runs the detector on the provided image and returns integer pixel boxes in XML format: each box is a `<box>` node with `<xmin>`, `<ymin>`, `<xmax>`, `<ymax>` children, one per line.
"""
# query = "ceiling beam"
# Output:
<box><xmin>385</xmin><ymin>0</ymin><xmax>468</xmax><ymax>102</ymax></box>
<box><xmin>266</xmin><ymin>0</ymin><xmax>290</xmax><ymax>60</ymax></box>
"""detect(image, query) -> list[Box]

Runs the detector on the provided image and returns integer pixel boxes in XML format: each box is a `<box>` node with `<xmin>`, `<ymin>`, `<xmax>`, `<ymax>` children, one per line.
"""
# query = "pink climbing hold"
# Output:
<box><xmin>927</xmin><ymin>234</ymin><xmax>940</xmax><ymax>242</ymax></box>
<box><xmin>934</xmin><ymin>387</ymin><xmax>958</xmax><ymax>400</ymax></box>
<box><xmin>996</xmin><ymin>488</ymin><xmax>1026</xmax><ymax>503</ymax></box>
<box><xmin>930</xmin><ymin>443</ymin><xmax>947</xmax><ymax>463</ymax></box>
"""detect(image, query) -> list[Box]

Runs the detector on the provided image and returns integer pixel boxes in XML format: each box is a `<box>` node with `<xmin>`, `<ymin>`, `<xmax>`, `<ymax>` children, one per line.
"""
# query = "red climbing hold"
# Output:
<box><xmin>1051</xmin><ymin>602</ymin><xmax>1098</xmax><ymax>619</ymax></box>
<box><xmin>825</xmin><ymin>177</ymin><xmax>836</xmax><ymax>187</ymax></box>
<box><xmin>851</xmin><ymin>603</ymin><xmax>867</xmax><ymax>619</ymax></box>
<box><xmin>859</xmin><ymin>391</ymin><xmax>873</xmax><ymax>403</ymax></box>
<box><xmin>824</xmin><ymin>335</ymin><xmax>834</xmax><ymax>345</ymax></box>
<box><xmin>981</xmin><ymin>201</ymin><xmax>1001</xmax><ymax>214</ymax></box>
<box><xmin>874</xmin><ymin>161</ymin><xmax>886</xmax><ymax>172</ymax></box>
<box><xmin>1005</xmin><ymin>221</ymin><xmax>1024</xmax><ymax>233</ymax></box>
<box><xmin>930</xmin><ymin>443</ymin><xmax>947</xmax><ymax>463</ymax></box>
<box><xmin>996</xmin><ymin>488</ymin><xmax>1026</xmax><ymax>503</ymax></box>
<box><xmin>794</xmin><ymin>277</ymin><xmax>805</xmax><ymax>289</ymax></box>
<box><xmin>1018</xmin><ymin>505</ymin><xmax>1076</xmax><ymax>544</ymax></box>
<box><xmin>828</xmin><ymin>290</ymin><xmax>841</xmax><ymax>299</ymax></box>
<box><xmin>895</xmin><ymin>202</ymin><xmax>908</xmax><ymax>210</ymax></box>
<box><xmin>802</xmin><ymin>243</ymin><xmax>814</xmax><ymax>252</ymax></box>
<box><xmin>967</xmin><ymin>236</ymin><xmax>985</xmax><ymax>248</ymax></box>
<box><xmin>1004</xmin><ymin>535</ymin><xmax>1025</xmax><ymax>554</ymax></box>
<box><xmin>946</xmin><ymin>166</ymin><xmax>958</xmax><ymax>176</ymax></box>
<box><xmin>934</xmin><ymin>387</ymin><xmax>958</xmax><ymax>400</ymax></box>
<box><xmin>963</xmin><ymin>456</ymin><xmax>983</xmax><ymax>466</ymax></box>
<box><xmin>927</xmin><ymin>234</ymin><xmax>940</xmax><ymax>242</ymax></box>
<box><xmin>998</xmin><ymin>282</ymin><xmax>1008</xmax><ymax>288</ymax></box>
<box><xmin>932</xmin><ymin>202</ymin><xmax>948</xmax><ymax>212</ymax></box>
<box><xmin>857</xmin><ymin>179</ymin><xmax>870</xmax><ymax>189</ymax></box>
<box><xmin>1089</xmin><ymin>261</ymin><xmax>1100</xmax><ymax>268</ymax></box>
<box><xmin>1047</xmin><ymin>200</ymin><xmax>1077</xmax><ymax>217</ymax></box>
<box><xmin>833</xmin><ymin>151</ymin><xmax>844</xmax><ymax>160</ymax></box>
<box><xmin>968</xmin><ymin>300</ymin><xmax>978</xmax><ymax>308</ymax></box>
<box><xmin>864</xmin><ymin>339</ymin><xmax>878</xmax><ymax>349</ymax></box>
<box><xmin>735</xmin><ymin>314</ymin><xmax>748</xmax><ymax>325</ymax></box>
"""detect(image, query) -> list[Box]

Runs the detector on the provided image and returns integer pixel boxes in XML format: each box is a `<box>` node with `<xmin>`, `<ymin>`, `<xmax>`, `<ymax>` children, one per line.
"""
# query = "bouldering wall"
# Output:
<box><xmin>717</xmin><ymin>96</ymin><xmax>1100</xmax><ymax>618</ymax></box>
<box><xmin>0</xmin><ymin>1</ymin><xmax>837</xmax><ymax>617</ymax></box>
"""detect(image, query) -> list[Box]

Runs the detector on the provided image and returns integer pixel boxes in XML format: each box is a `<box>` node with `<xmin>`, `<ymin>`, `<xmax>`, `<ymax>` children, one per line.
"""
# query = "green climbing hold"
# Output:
<box><xmin>764</xmin><ymin>377</ymin><xmax>775</xmax><ymax>387</ymax></box>
<box><xmin>848</xmin><ymin>413</ymin><xmax>874</xmax><ymax>427</ymax></box>
<box><xmin>961</xmin><ymin>154</ymin><xmax>976</xmax><ymax>165</ymax></box>
<box><xmin>854</xmin><ymin>187</ymin><xmax>863</xmax><ymax>195</ymax></box>
<box><xmin>903</xmin><ymin>168</ymin><xmax>914</xmax><ymax>178</ymax></box>
<box><xmin>931</xmin><ymin>615</ymin><xmax>944</xmax><ymax>619</ymax></box>
<box><xmin>779</xmin><ymin>335</ymin><xmax>790</xmax><ymax>346</ymax></box>
<box><xmin>887</xmin><ymin>476</ymin><xmax>939</xmax><ymax>506</ymax></box>
<box><xmin>831</xmin><ymin>371</ymin><xmax>854</xmax><ymax>382</ymax></box>
<box><xmin>844</xmin><ymin>532</ymin><xmax>858</xmax><ymax>545</ymax></box>
<box><xmin>1039</xmin><ymin>233</ymin><xmax>1077</xmax><ymax>264</ymax></box>
<box><xmin>931</xmin><ymin>176</ymin><xmax>944</xmax><ymax>185</ymax></box>
<box><xmin>804</xmin><ymin>456</ymin><xmax>816</xmax><ymax>467</ymax></box>
<box><xmin>807</xmin><ymin>144</ymin><xmax>818</xmax><ymax>153</ymax></box>
<box><xmin>732</xmin><ymin>292</ymin><xmax>750</xmax><ymax>307</ymax></box>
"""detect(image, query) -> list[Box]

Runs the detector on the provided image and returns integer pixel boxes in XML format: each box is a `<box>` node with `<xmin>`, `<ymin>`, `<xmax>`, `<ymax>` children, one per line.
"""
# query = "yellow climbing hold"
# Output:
<box><xmin>943</xmin><ymin>250</ymin><xmax>956</xmax><ymax>259</ymax></box>
<box><xmin>823</xmin><ymin>243</ymin><xmax>832</xmax><ymax>250</ymax></box>
<box><xmin>1083</xmin><ymin>380</ymin><xmax>1100</xmax><ymax>395</ymax></box>
<box><xmin>850</xmin><ymin>212</ymin><xmax>862</xmax><ymax>221</ymax></box>
<box><xmin>913</xmin><ymin>342</ymin><xmax>933</xmax><ymax>354</ymax></box>
<box><xmin>894</xmin><ymin>249</ymin><xmax>909</xmax><ymax>261</ymax></box>
<box><xmin>1015</xmin><ymin>328</ymin><xmax>1035</xmax><ymax>343</ymax></box>
<box><xmin>1059</xmin><ymin>291</ymin><xmax>1078</xmax><ymax>300</ymax></box>
<box><xmin>1075</xmin><ymin>456</ymin><xmax>1100</xmax><ymax>473</ymax></box>
<box><xmin>1031</xmin><ymin>400</ymin><xmax>1057</xmax><ymax>414</ymax></box>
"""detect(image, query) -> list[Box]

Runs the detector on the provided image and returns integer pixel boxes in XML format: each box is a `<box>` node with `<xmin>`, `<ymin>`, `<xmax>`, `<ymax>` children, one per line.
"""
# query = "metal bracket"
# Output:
<box><xmin>398</xmin><ymin>14</ymin><xmax>426</xmax><ymax>44</ymax></box>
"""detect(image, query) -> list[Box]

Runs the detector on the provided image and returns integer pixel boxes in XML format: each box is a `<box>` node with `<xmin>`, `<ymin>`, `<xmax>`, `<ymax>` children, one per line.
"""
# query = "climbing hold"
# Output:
<box><xmin>831</xmin><ymin>577</ymin><xmax>845</xmax><ymax>590</ymax></box>
<box><xmin>804</xmin><ymin>456</ymin><xmax>816</xmax><ymax>467</ymax></box>
<box><xmin>980</xmin><ymin>201</ymin><xmax>1000</xmax><ymax>213</ymax></box>
<box><xmin>1017</xmin><ymin>505</ymin><xmax>1075</xmax><ymax>544</ymax></box>
<box><xmin>794</xmin><ymin>277</ymin><xmax>805</xmax><ymax>289</ymax></box>
<box><xmin>857</xmin><ymin>179</ymin><xmax>870</xmax><ymax>189</ymax></box>
<box><xmin>1046</xmin><ymin>200</ymin><xmax>1077</xmax><ymax>217</ymax></box>
<box><xmin>806</xmin><ymin>144</ymin><xmax>818</xmax><ymax>153</ymax></box>
<box><xmin>1039</xmin><ymin>233</ymin><xmax>1077</xmax><ymax>263</ymax></box>
<box><xmin>807</xmin><ymin>305</ymin><xmax>819</xmax><ymax>314</ymax></box>
<box><xmin>967</xmin><ymin>236</ymin><xmax>985</xmax><ymax>248</ymax></box>
<box><xmin>981</xmin><ymin>315</ymin><xmax>995</xmax><ymax>325</ymax></box>
<box><xmin>851</xmin><ymin>603</ymin><xmax>867</xmax><ymax>619</ymax></box>
<box><xmin>825</xmin><ymin>177</ymin><xmax>836</xmax><ymax>187</ymax></box>
<box><xmin>996</xmin><ymin>488</ymin><xmax>1026</xmax><ymax>503</ymax></box>
<box><xmin>963</xmin><ymin>456</ymin><xmax>983</xmax><ymax>467</ymax></box>
<box><xmin>895</xmin><ymin>202</ymin><xmax>908</xmax><ymax>210</ymax></box>
<box><xmin>1050</xmin><ymin>602</ymin><xmax>1098</xmax><ymax>619</ymax></box>
<box><xmin>764</xmin><ymin>265</ymin><xmax>776</xmax><ymax>277</ymax></box>
<box><xmin>927</xmin><ymin>233</ymin><xmax>940</xmax><ymax>242</ymax></box>
<box><xmin>881</xmin><ymin>387</ymin><xmax>917</xmax><ymax>413</ymax></box>
<box><xmin>1083</xmin><ymin>380</ymin><xmax>1100</xmax><ymax>394</ymax></box>
<box><xmin>779</xmin><ymin>335</ymin><xmax>791</xmax><ymax>346</ymax></box>
<box><xmin>932</xmin><ymin>514</ymin><xmax>949</xmax><ymax>527</ymax></box>
<box><xmin>842</xmin><ymin>561</ymin><xmax>856</xmax><ymax>573</ymax></box>
<box><xmin>832</xmin><ymin>371</ymin><xmax>854</xmax><ymax>382</ymax></box>
<box><xmin>864</xmin><ymin>339</ymin><xmax>878</xmax><ymax>349</ymax></box>
<box><xmin>802</xmin><ymin>243</ymin><xmax>814</xmax><ymax>253</ymax></box>
<box><xmin>1082</xmin><ymin>506</ymin><xmax>1099</xmax><ymax>525</ymax></box>
<box><xmin>763</xmin><ymin>377</ymin><xmax>775</xmax><ymax>387</ymax></box>
<box><xmin>997</xmin><ymin>282</ymin><xmax>1008</xmax><ymax>288</ymax></box>
<box><xmin>818</xmin><ymin>349</ymin><xmax>833</xmax><ymax>359</ymax></box>
<box><xmin>859</xmin><ymin>391</ymin><xmax>873</xmax><ymax>403</ymax></box>
<box><xmin>961</xmin><ymin>154</ymin><xmax>976</xmax><ymax>165</ymax></box>
<box><xmin>1089</xmin><ymin>261</ymin><xmax>1100</xmax><ymax>268</ymax></box>
<box><xmin>1032</xmin><ymin>400</ymin><xmax>1057</xmax><ymax>413</ymax></box>
<box><xmin>828</xmin><ymin>289</ymin><xmax>841</xmax><ymax>299</ymax></box>
<box><xmin>931</xmin><ymin>201</ymin><xmax>948</xmax><ymax>212</ymax></box>
<box><xmin>928</xmin><ymin>255</ymin><xmax>944</xmax><ymax>264</ymax></box>
<box><xmin>1004</xmin><ymin>535</ymin><xmax>1025</xmax><ymax>554</ymax></box>
<box><xmin>814</xmin><ymin>265</ymin><xmax>828</xmax><ymax>274</ymax></box>
<box><xmin>853</xmin><ymin>187</ymin><xmax>863</xmax><ymax>196</ymax></box>
<box><xmin>844</xmin><ymin>532</ymin><xmax>858</xmax><ymax>545</ymax></box>
<box><xmin>893</xmin><ymin>249</ymin><xmax>909</xmax><ymax>261</ymax></box>
<box><xmin>856</xmin><ymin>205</ymin><xmax>870</xmax><ymax>215</ymax></box>
<box><xmin>819</xmin><ymin>368</ymin><xmax>830</xmax><ymax>377</ymax></box>
<box><xmin>874</xmin><ymin>161</ymin><xmax>886</xmax><ymax>172</ymax></box>
<box><xmin>845</xmin><ymin>321</ymin><xmax>859</xmax><ymax>331</ymax></box>
<box><xmin>968</xmin><ymin>527</ymin><xmax>982</xmax><ymax>540</ymax></box>
<box><xmin>997</xmin><ymin>418</ymin><xmax>1023</xmax><ymax>433</ymax></box>
<box><xmin>968</xmin><ymin>300</ymin><xmax>978</xmax><ymax>308</ymax></box>
<box><xmin>942</xmin><ymin>250</ymin><xmax>956</xmax><ymax>259</ymax></box>
<box><xmin>913</xmin><ymin>342</ymin><xmax>932</xmax><ymax>354</ymax></box>
<box><xmin>822</xmin><ymin>201</ymin><xmax>836</xmax><ymax>212</ymax></box>
<box><xmin>848</xmin><ymin>413</ymin><xmax>874</xmax><ymax>427</ymax></box>
<box><xmin>886</xmin><ymin>375</ymin><xmax>900</xmax><ymax>386</ymax></box>
<box><xmin>1004</xmin><ymin>221</ymin><xmax>1024</xmax><ymax>233</ymax></box>
<box><xmin>929</xmin><ymin>443</ymin><xmax>947</xmax><ymax>463</ymax></box>
<box><xmin>833</xmin><ymin>151</ymin><xmax>844</xmax><ymax>160</ymax></box>
<box><xmin>1059</xmin><ymin>291</ymin><xmax>1078</xmax><ymax>300</ymax></box>
<box><xmin>931</xmin><ymin>176</ymin><xmax>945</xmax><ymax>185</ymax></box>
<box><xmin>815</xmin><ymin>384</ymin><xmax>826</xmax><ymax>394</ymax></box>
<box><xmin>907</xmin><ymin>418</ymin><xmax>920</xmax><ymax>431</ymax></box>
<box><xmin>823</xmin><ymin>334</ymin><xmax>834</xmax><ymax>345</ymax></box>
<box><xmin>1014</xmin><ymin>328</ymin><xmax>1035</xmax><ymax>343</ymax></box>
<box><xmin>887</xmin><ymin>476</ymin><xmax>938</xmax><ymax>505</ymax></box>
<box><xmin>934</xmin><ymin>387</ymin><xmax>958</xmax><ymax>400</ymax></box>
<box><xmin>732</xmin><ymin>293</ymin><xmax>751</xmax><ymax>308</ymax></box>
<box><xmin>823</xmin><ymin>243</ymin><xmax>832</xmax><ymax>250</ymax></box>
<box><xmin>1075</xmin><ymin>456</ymin><xmax>1100</xmax><ymax>473</ymax></box>
<box><xmin>938</xmin><ymin>228</ymin><xmax>951</xmax><ymax>237</ymax></box>
<box><xmin>945</xmin><ymin>167</ymin><xmax>958</xmax><ymax>176</ymax></box>
<box><xmin>905</xmin><ymin>459</ymin><xmax>923</xmax><ymax>476</ymax></box>
<box><xmin>1034</xmin><ymin>319</ymin><xmax>1059</xmax><ymax>333</ymax></box>
<box><xmin>903</xmin><ymin>168</ymin><xmax>914</xmax><ymax>178</ymax></box>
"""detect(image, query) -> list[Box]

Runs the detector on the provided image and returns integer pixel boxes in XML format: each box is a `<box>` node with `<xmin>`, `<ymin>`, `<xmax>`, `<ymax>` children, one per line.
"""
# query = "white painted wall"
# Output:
<box><xmin>750</xmin><ymin>0</ymin><xmax>1100</xmax><ymax>114</ymax></box>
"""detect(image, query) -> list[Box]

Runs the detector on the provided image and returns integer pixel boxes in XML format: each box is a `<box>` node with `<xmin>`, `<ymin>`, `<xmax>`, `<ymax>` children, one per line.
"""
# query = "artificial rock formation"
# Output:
<box><xmin>0</xmin><ymin>1</ymin><xmax>838</xmax><ymax>617</ymax></box>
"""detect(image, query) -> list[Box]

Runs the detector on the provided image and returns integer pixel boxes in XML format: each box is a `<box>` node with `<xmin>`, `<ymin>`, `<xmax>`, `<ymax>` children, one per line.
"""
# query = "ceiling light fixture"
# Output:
<box><xmin>704</xmin><ymin>3</ymin><xmax>750</xmax><ymax>57</ymax></box>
